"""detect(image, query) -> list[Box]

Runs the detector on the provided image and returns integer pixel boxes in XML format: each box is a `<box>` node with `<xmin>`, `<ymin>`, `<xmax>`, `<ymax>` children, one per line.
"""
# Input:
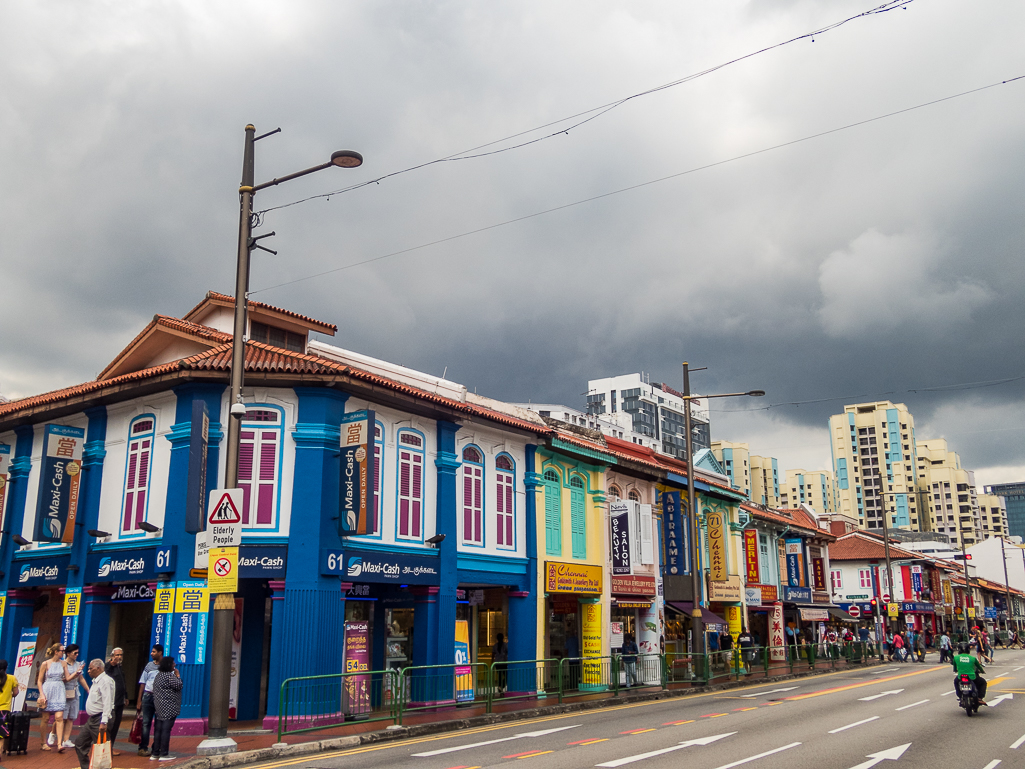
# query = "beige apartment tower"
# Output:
<box><xmin>780</xmin><ymin>469</ymin><xmax>838</xmax><ymax>513</ymax></box>
<box><xmin>711</xmin><ymin>441</ymin><xmax>780</xmax><ymax>507</ymax></box>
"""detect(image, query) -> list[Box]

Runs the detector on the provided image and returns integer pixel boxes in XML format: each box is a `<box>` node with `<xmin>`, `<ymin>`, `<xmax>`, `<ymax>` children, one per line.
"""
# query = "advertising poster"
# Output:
<box><xmin>228</xmin><ymin>598</ymin><xmax>243</xmax><ymax>720</ymax></box>
<box><xmin>339</xmin><ymin>409</ymin><xmax>375</xmax><ymax>535</ymax></box>
<box><xmin>706</xmin><ymin>509</ymin><xmax>727</xmax><ymax>581</ymax></box>
<box><xmin>785</xmin><ymin>538</ymin><xmax>805</xmax><ymax>588</ymax></box>
<box><xmin>173</xmin><ymin>581</ymin><xmax>209</xmax><ymax>665</ymax></box>
<box><xmin>609</xmin><ymin>502</ymin><xmax>631</xmax><ymax>575</ymax></box>
<box><xmin>726</xmin><ymin>605</ymin><xmax>742</xmax><ymax>641</ymax></box>
<box><xmin>580</xmin><ymin>601</ymin><xmax>603</xmax><ymax>690</ymax></box>
<box><xmin>61</xmin><ymin>587</ymin><xmax>82</xmax><ymax>645</ymax></box>
<box><xmin>34</xmin><ymin>425</ymin><xmax>85</xmax><ymax>544</ymax></box>
<box><xmin>343</xmin><ymin>620</ymin><xmax>370</xmax><ymax>717</ymax></box>
<box><xmin>911</xmin><ymin>565</ymin><xmax>923</xmax><ymax>595</ymax></box>
<box><xmin>769</xmin><ymin>604</ymin><xmax>785</xmax><ymax>661</ymax></box>
<box><xmin>744</xmin><ymin>530</ymin><xmax>759</xmax><ymax>584</ymax></box>
<box><xmin>152</xmin><ymin>581</ymin><xmax>175</xmax><ymax>650</ymax></box>
<box><xmin>660</xmin><ymin>491</ymin><xmax>688</xmax><ymax>575</ymax></box>
<box><xmin>454</xmin><ymin>620</ymin><xmax>474</xmax><ymax>702</ymax></box>
<box><xmin>13</xmin><ymin>628</ymin><xmax>38</xmax><ymax>711</ymax></box>
<box><xmin>0</xmin><ymin>444</ymin><xmax>10</xmax><ymax>528</ymax></box>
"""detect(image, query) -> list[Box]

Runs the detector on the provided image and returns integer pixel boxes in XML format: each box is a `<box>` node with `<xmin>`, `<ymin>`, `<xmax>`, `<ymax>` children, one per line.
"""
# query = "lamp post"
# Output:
<box><xmin>200</xmin><ymin>125</ymin><xmax>363</xmax><ymax>754</ymax></box>
<box><xmin>877</xmin><ymin>491</ymin><xmax>896</xmax><ymax>633</ymax></box>
<box><xmin>681</xmin><ymin>362</ymin><xmax>764</xmax><ymax>660</ymax></box>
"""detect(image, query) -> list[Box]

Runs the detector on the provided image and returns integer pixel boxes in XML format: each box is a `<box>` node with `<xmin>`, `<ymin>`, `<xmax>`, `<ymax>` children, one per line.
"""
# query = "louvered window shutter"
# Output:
<box><xmin>545</xmin><ymin>483</ymin><xmax>561</xmax><ymax>556</ymax></box>
<box><xmin>239</xmin><ymin>431</ymin><xmax>255</xmax><ymax>524</ymax></box>
<box><xmin>640</xmin><ymin>503</ymin><xmax>654</xmax><ymax>565</ymax></box>
<box><xmin>123</xmin><ymin>437</ymin><xmax>152</xmax><ymax>532</ymax></box>
<box><xmin>496</xmin><ymin>471</ymin><xmax>514</xmax><ymax>547</ymax></box>
<box><xmin>399</xmin><ymin>450</ymin><xmax>411</xmax><ymax>537</ymax></box>
<box><xmin>570</xmin><ymin>488</ymin><xmax>586</xmax><ymax>558</ymax></box>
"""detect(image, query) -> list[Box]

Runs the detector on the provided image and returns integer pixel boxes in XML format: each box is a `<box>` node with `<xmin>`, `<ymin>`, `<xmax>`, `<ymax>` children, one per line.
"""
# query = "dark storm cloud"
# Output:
<box><xmin>2</xmin><ymin>0</ymin><xmax>1023</xmax><ymax>482</ymax></box>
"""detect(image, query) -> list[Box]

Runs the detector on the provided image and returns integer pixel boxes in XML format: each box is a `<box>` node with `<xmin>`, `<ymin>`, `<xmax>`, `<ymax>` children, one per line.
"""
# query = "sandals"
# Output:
<box><xmin>41</xmin><ymin>745</ymin><xmax>52</xmax><ymax>751</ymax></box>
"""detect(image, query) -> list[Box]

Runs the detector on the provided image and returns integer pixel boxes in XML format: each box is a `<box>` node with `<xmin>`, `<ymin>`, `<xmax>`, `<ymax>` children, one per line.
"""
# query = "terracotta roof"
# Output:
<box><xmin>184</xmin><ymin>291</ymin><xmax>337</xmax><ymax>334</ymax></box>
<box><xmin>741</xmin><ymin>504</ymin><xmax>835</xmax><ymax>540</ymax></box>
<box><xmin>97</xmin><ymin>315</ymin><xmax>233</xmax><ymax>380</ymax></box>
<box><xmin>829</xmin><ymin>532</ymin><xmax>920</xmax><ymax>561</ymax></box>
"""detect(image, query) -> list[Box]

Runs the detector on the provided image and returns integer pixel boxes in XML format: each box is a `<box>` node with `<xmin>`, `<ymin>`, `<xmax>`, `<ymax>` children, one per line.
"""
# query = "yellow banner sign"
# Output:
<box><xmin>62</xmin><ymin>589</ymin><xmax>81</xmax><ymax>617</ymax></box>
<box><xmin>706</xmin><ymin>509</ymin><xmax>728</xmax><ymax>582</ymax></box>
<box><xmin>545</xmin><ymin>561</ymin><xmax>602</xmax><ymax>594</ymax></box>
<box><xmin>887</xmin><ymin>602</ymin><xmax>899</xmax><ymax>618</ymax></box>
<box><xmin>173</xmin><ymin>582</ymin><xmax>209</xmax><ymax>614</ymax></box>
<box><xmin>207</xmin><ymin>546</ymin><xmax>239</xmax><ymax>594</ymax></box>
<box><xmin>154</xmin><ymin>584</ymin><xmax>175</xmax><ymax>615</ymax></box>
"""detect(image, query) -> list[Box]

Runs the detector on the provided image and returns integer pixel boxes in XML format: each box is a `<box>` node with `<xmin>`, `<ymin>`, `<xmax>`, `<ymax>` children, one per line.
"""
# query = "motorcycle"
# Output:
<box><xmin>957</xmin><ymin>673</ymin><xmax>980</xmax><ymax>716</ymax></box>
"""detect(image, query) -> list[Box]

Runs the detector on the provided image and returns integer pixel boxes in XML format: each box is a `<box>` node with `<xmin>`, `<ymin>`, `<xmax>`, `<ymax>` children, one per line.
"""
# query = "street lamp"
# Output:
<box><xmin>681</xmin><ymin>362</ymin><xmax>764</xmax><ymax>660</ymax></box>
<box><xmin>202</xmin><ymin>125</ymin><xmax>363</xmax><ymax>755</ymax></box>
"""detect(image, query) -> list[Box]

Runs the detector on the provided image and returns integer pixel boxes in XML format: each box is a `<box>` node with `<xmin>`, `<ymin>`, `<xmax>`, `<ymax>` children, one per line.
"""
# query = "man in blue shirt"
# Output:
<box><xmin>135</xmin><ymin>645</ymin><xmax>163</xmax><ymax>757</ymax></box>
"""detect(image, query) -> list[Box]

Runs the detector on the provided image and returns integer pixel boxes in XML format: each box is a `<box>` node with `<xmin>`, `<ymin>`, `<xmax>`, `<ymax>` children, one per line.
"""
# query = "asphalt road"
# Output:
<box><xmin>256</xmin><ymin>649</ymin><xmax>1025</xmax><ymax>769</ymax></box>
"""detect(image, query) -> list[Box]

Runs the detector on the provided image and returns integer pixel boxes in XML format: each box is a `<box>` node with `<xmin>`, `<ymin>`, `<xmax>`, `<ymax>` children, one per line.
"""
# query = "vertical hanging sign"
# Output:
<box><xmin>61</xmin><ymin>587</ymin><xmax>82</xmax><ymax>645</ymax></box>
<box><xmin>0</xmin><ymin>444</ymin><xmax>10</xmax><ymax>529</ymax></box>
<box><xmin>706</xmin><ymin>507</ymin><xmax>727</xmax><ymax>582</ymax></box>
<box><xmin>744</xmin><ymin>530</ymin><xmax>760</xmax><ymax>584</ymax></box>
<box><xmin>660</xmin><ymin>491</ymin><xmax>687</xmax><ymax>575</ymax></box>
<box><xmin>172</xmin><ymin>580</ymin><xmax>210</xmax><ymax>665</ymax></box>
<box><xmin>34</xmin><ymin>425</ymin><xmax>86</xmax><ymax>543</ymax></box>
<box><xmin>910</xmin><ymin>564</ymin><xmax>923</xmax><ymax>595</ymax></box>
<box><xmin>152</xmin><ymin>581</ymin><xmax>175</xmax><ymax>651</ymax></box>
<box><xmin>185</xmin><ymin>400</ymin><xmax>209</xmax><ymax>534</ymax></box>
<box><xmin>609</xmin><ymin>502</ymin><xmax>631</xmax><ymax>575</ymax></box>
<box><xmin>339</xmin><ymin>410</ymin><xmax>375</xmax><ymax>536</ymax></box>
<box><xmin>785</xmin><ymin>538</ymin><xmax>805</xmax><ymax>588</ymax></box>
<box><xmin>812</xmin><ymin>557</ymin><xmax>826</xmax><ymax>591</ymax></box>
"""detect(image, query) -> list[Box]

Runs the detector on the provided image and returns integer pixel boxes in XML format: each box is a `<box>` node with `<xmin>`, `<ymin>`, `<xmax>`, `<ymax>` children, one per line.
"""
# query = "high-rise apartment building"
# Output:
<box><xmin>780</xmin><ymin>469</ymin><xmax>838</xmax><ymax>513</ymax></box>
<box><xmin>985</xmin><ymin>482</ymin><xmax>1025</xmax><ymax>540</ymax></box>
<box><xmin>828</xmin><ymin>401</ymin><xmax>920</xmax><ymax>531</ymax></box>
<box><xmin>585</xmin><ymin>374</ymin><xmax>711</xmax><ymax>460</ymax></box>
<box><xmin>915</xmin><ymin>438</ymin><xmax>983</xmax><ymax>546</ymax></box>
<box><xmin>977</xmin><ymin>492</ymin><xmax>1009</xmax><ymax>539</ymax></box>
<box><xmin>710</xmin><ymin>441</ymin><xmax>780</xmax><ymax>506</ymax></box>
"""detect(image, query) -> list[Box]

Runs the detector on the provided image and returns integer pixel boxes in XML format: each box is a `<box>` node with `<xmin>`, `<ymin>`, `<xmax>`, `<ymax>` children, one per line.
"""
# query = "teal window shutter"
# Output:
<box><xmin>570</xmin><ymin>476</ymin><xmax>586</xmax><ymax>558</ymax></box>
<box><xmin>544</xmin><ymin>469</ymin><xmax>561</xmax><ymax>556</ymax></box>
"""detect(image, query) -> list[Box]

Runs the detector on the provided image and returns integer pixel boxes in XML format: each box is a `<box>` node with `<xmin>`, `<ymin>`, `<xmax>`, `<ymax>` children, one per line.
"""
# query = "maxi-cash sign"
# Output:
<box><xmin>321</xmin><ymin>548</ymin><xmax>440</xmax><ymax>585</ymax></box>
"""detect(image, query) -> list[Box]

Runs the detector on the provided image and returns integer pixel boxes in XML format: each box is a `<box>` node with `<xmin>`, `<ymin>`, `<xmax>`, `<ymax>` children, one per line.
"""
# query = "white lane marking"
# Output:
<box><xmin>1013</xmin><ymin>666</ymin><xmax>1024</xmax><ymax>672</ymax></box>
<box><xmin>829</xmin><ymin>716</ymin><xmax>881</xmax><ymax>734</ymax></box>
<box><xmin>895</xmin><ymin>699</ymin><xmax>929</xmax><ymax>711</ymax></box>
<box><xmin>846</xmin><ymin>743</ymin><xmax>911</xmax><ymax>769</ymax></box>
<box><xmin>710</xmin><ymin>743</ymin><xmax>802</xmax><ymax>769</ymax></box>
<box><xmin>989</xmin><ymin>693</ymin><xmax>1014</xmax><ymax>707</ymax></box>
<box><xmin>739</xmin><ymin>686</ymin><xmax>798</xmax><ymax>698</ymax></box>
<box><xmin>858</xmin><ymin>689</ymin><xmax>904</xmax><ymax>701</ymax></box>
<box><xmin>410</xmin><ymin>724</ymin><xmax>581</xmax><ymax>756</ymax></box>
<box><xmin>595</xmin><ymin>733</ymin><xmax>735</xmax><ymax>767</ymax></box>
<box><xmin>1011</xmin><ymin>732</ymin><xmax>1025</xmax><ymax>750</ymax></box>
<box><xmin>941</xmin><ymin>690</ymin><xmax>956</xmax><ymax>696</ymax></box>
<box><xmin>981</xmin><ymin>760</ymin><xmax>1001</xmax><ymax>769</ymax></box>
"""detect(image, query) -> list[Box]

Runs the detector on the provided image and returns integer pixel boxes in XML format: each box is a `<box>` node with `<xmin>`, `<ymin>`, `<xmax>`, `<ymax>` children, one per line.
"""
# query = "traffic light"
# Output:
<box><xmin>952</xmin><ymin>554</ymin><xmax>972</xmax><ymax>561</ymax></box>
<box><xmin>870</xmin><ymin>598</ymin><xmax>878</xmax><ymax>609</ymax></box>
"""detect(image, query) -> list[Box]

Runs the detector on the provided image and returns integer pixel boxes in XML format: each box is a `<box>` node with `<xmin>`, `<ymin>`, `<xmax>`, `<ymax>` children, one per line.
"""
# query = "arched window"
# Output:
<box><xmin>628</xmin><ymin>490</ymin><xmax>640</xmax><ymax>502</ymax></box>
<box><xmin>239</xmin><ymin>407</ymin><xmax>283</xmax><ymax>528</ymax></box>
<box><xmin>122</xmin><ymin>415</ymin><xmax>155</xmax><ymax>533</ymax></box>
<box><xmin>570</xmin><ymin>475</ymin><xmax>586</xmax><ymax>558</ymax></box>
<box><xmin>544</xmin><ymin>468</ymin><xmax>561</xmax><ymax>556</ymax></box>
<box><xmin>462</xmin><ymin>445</ymin><xmax>484</xmax><ymax>545</ymax></box>
<box><xmin>397</xmin><ymin>429</ymin><xmax>425</xmax><ymax>540</ymax></box>
<box><xmin>608</xmin><ymin>484</ymin><xmax>622</xmax><ymax>500</ymax></box>
<box><xmin>495</xmin><ymin>454</ymin><xmax>515</xmax><ymax>549</ymax></box>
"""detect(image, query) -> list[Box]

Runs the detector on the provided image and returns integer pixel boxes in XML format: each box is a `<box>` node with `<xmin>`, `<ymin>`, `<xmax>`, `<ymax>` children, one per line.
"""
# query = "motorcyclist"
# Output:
<box><xmin>952</xmin><ymin>641</ymin><xmax>987</xmax><ymax>704</ymax></box>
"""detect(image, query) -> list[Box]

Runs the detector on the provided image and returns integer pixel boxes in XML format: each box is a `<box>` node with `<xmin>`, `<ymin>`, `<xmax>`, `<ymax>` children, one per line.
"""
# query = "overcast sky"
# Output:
<box><xmin>3</xmin><ymin>0</ymin><xmax>1023</xmax><ymax>487</ymax></box>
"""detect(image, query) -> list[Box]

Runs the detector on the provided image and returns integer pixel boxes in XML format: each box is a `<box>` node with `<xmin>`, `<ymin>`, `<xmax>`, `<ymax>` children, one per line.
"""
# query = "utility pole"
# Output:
<box><xmin>1001</xmin><ymin>538</ymin><xmax>1013</xmax><ymax>640</ymax></box>
<box><xmin>960</xmin><ymin>531</ymin><xmax>972</xmax><ymax>636</ymax></box>
<box><xmin>879</xmin><ymin>492</ymin><xmax>895</xmax><ymax>633</ymax></box>
<box><xmin>683</xmin><ymin>362</ymin><xmax>703</xmax><ymax>659</ymax></box>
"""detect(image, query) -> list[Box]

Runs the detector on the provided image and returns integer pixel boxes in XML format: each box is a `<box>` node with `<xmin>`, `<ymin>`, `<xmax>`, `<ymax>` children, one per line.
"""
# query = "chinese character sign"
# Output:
<box><xmin>34</xmin><ymin>425</ymin><xmax>85</xmax><ymax>543</ymax></box>
<box><xmin>660</xmin><ymin>491</ymin><xmax>688</xmax><ymax>576</ymax></box>
<box><xmin>152</xmin><ymin>581</ymin><xmax>175</xmax><ymax>651</ymax></box>
<box><xmin>172</xmin><ymin>581</ymin><xmax>209</xmax><ymax>665</ymax></box>
<box><xmin>744</xmin><ymin>529</ymin><xmax>759</xmax><ymax>584</ymax></box>
<box><xmin>910</xmin><ymin>565</ymin><xmax>923</xmax><ymax>595</ymax></box>
<box><xmin>769</xmin><ymin>603</ymin><xmax>785</xmax><ymax>661</ymax></box>
<box><xmin>61</xmin><ymin>587</ymin><xmax>82</xmax><ymax>646</ymax></box>
<box><xmin>706</xmin><ymin>508</ymin><xmax>727</xmax><ymax>582</ymax></box>
<box><xmin>610</xmin><ymin>502</ymin><xmax>631</xmax><ymax>575</ymax></box>
<box><xmin>339</xmin><ymin>410</ymin><xmax>375</xmax><ymax>536</ymax></box>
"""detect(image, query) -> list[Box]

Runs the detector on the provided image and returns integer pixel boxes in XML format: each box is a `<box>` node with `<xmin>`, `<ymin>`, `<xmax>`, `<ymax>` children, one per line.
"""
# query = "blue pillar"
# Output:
<box><xmin>265</xmin><ymin>387</ymin><xmax>347</xmax><ymax>716</ymax></box>
<box><xmin>261</xmin><ymin>579</ymin><xmax>287</xmax><ymax>729</ymax></box>
<box><xmin>508</xmin><ymin>444</ymin><xmax>539</xmax><ymax>664</ymax></box>
<box><xmin>433</xmin><ymin>421</ymin><xmax>460</xmax><ymax>668</ymax></box>
<box><xmin>166</xmin><ymin>384</ymin><xmax>225</xmax><ymax>729</ymax></box>
<box><xmin>1</xmin><ymin>426</ymin><xmax>35</xmax><ymax>663</ymax></box>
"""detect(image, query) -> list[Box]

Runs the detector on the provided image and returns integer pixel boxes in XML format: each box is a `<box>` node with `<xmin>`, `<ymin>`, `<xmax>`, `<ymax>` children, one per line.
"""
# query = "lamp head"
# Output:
<box><xmin>138</xmin><ymin>521</ymin><xmax>161</xmax><ymax>534</ymax></box>
<box><xmin>330</xmin><ymin>150</ymin><xmax>363</xmax><ymax>168</ymax></box>
<box><xmin>88</xmin><ymin>529</ymin><xmax>111</xmax><ymax>539</ymax></box>
<box><xmin>747</xmin><ymin>390</ymin><xmax>766</xmax><ymax>397</ymax></box>
<box><xmin>11</xmin><ymin>534</ymin><xmax>30</xmax><ymax>547</ymax></box>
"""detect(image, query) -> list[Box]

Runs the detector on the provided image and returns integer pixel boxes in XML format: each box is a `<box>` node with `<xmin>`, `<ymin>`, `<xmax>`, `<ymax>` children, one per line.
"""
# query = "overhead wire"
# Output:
<box><xmin>251</xmin><ymin>73</ymin><xmax>1024</xmax><ymax>296</ymax></box>
<box><xmin>253</xmin><ymin>0</ymin><xmax>917</xmax><ymax>218</ymax></box>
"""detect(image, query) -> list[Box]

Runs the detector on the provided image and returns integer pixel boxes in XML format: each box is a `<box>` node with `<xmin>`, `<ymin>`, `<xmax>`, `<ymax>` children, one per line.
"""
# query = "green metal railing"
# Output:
<box><xmin>276</xmin><ymin>643</ymin><xmax>875</xmax><ymax>738</ymax></box>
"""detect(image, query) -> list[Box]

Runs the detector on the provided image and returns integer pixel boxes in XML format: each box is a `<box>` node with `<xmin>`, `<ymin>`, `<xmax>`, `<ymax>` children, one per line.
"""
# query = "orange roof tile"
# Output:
<box><xmin>829</xmin><ymin>532</ymin><xmax>920</xmax><ymax>561</ymax></box>
<box><xmin>185</xmin><ymin>291</ymin><xmax>337</xmax><ymax>334</ymax></box>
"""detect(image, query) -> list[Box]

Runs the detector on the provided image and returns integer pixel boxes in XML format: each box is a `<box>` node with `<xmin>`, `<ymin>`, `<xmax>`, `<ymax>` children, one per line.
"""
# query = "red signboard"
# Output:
<box><xmin>610</xmin><ymin>574</ymin><xmax>657</xmax><ymax>596</ymax></box>
<box><xmin>812</xmin><ymin>557</ymin><xmax>826</xmax><ymax>591</ymax></box>
<box><xmin>744</xmin><ymin>530</ymin><xmax>760</xmax><ymax>585</ymax></box>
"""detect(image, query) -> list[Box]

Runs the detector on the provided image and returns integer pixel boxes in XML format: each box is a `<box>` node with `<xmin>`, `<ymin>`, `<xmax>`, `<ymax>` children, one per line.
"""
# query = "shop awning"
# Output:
<box><xmin>827</xmin><ymin>607</ymin><xmax>859</xmax><ymax>623</ymax></box>
<box><xmin>666</xmin><ymin>602</ymin><xmax>728</xmax><ymax>628</ymax></box>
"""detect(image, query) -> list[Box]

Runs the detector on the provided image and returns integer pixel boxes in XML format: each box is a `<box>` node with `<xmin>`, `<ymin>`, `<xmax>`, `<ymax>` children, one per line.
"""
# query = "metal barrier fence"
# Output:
<box><xmin>277</xmin><ymin>643</ymin><xmax>876</xmax><ymax>738</ymax></box>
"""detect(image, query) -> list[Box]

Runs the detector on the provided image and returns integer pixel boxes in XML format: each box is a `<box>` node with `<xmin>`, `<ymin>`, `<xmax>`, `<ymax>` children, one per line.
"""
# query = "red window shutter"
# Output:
<box><xmin>372</xmin><ymin>445</ymin><xmax>382</xmax><ymax>535</ymax></box>
<box><xmin>463</xmin><ymin>470</ymin><xmax>473</xmax><ymax>542</ymax></box>
<box><xmin>239</xmin><ymin>441</ymin><xmax>254</xmax><ymax>524</ymax></box>
<box><xmin>123</xmin><ymin>449</ymin><xmax>138</xmax><ymax>531</ymax></box>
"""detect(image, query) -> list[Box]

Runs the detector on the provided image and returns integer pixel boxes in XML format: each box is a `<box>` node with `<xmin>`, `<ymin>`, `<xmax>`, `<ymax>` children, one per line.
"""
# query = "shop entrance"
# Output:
<box><xmin>546</xmin><ymin>596</ymin><xmax>580</xmax><ymax>659</ymax></box>
<box><xmin>107</xmin><ymin>599</ymin><xmax>155</xmax><ymax>688</ymax></box>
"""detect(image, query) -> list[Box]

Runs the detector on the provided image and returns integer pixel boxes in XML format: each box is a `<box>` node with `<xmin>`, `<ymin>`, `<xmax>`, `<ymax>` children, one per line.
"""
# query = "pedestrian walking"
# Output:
<box><xmin>939</xmin><ymin>631</ymin><xmax>952</xmax><ymax>663</ymax></box>
<box><xmin>151</xmin><ymin>657</ymin><xmax>183</xmax><ymax>761</ymax></box>
<box><xmin>738</xmin><ymin>628</ymin><xmax>754</xmax><ymax>669</ymax></box>
<box><xmin>73</xmin><ymin>659</ymin><xmax>114</xmax><ymax>769</ymax></box>
<box><xmin>37</xmin><ymin>642</ymin><xmax>70</xmax><ymax>751</ymax></box>
<box><xmin>492</xmin><ymin>633</ymin><xmax>508</xmax><ymax>693</ymax></box>
<box><xmin>104</xmin><ymin>647</ymin><xmax>128</xmax><ymax>755</ymax></box>
<box><xmin>136</xmin><ymin>644</ymin><xmax>163</xmax><ymax>757</ymax></box>
<box><xmin>915</xmin><ymin>630</ymin><xmax>926</xmax><ymax>662</ymax></box>
<box><xmin>61</xmin><ymin>644</ymin><xmax>90</xmax><ymax>750</ymax></box>
<box><xmin>0</xmin><ymin>659</ymin><xmax>19</xmax><ymax>712</ymax></box>
<box><xmin>892</xmin><ymin>631</ymin><xmax>905</xmax><ymax>662</ymax></box>
<box><xmin>621</xmin><ymin>633</ymin><xmax>639</xmax><ymax>687</ymax></box>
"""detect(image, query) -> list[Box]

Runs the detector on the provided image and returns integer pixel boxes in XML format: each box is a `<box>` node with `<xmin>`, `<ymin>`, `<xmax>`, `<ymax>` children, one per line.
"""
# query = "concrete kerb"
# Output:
<box><xmin>179</xmin><ymin>659</ymin><xmax>883</xmax><ymax>769</ymax></box>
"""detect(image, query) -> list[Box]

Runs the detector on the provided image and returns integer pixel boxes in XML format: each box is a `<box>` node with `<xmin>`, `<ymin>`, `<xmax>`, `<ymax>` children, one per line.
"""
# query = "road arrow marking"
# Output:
<box><xmin>895</xmin><ymin>699</ymin><xmax>929</xmax><ymax>711</ymax></box>
<box><xmin>989</xmin><ymin>693</ymin><xmax>1014</xmax><ymax>707</ymax></box>
<box><xmin>1012</xmin><ymin>732</ymin><xmax>1025</xmax><ymax>750</ymax></box>
<box><xmin>981</xmin><ymin>760</ymin><xmax>1001</xmax><ymax>769</ymax></box>
<box><xmin>595</xmin><ymin>732</ymin><xmax>735</xmax><ymax>767</ymax></box>
<box><xmin>829</xmin><ymin>716</ymin><xmax>880</xmax><ymax>733</ymax></box>
<box><xmin>740</xmin><ymin>686</ymin><xmax>798</xmax><ymax>698</ymax></box>
<box><xmin>710</xmin><ymin>742</ymin><xmax>802</xmax><ymax>769</ymax></box>
<box><xmin>941</xmin><ymin>690</ymin><xmax>956</xmax><ymax>696</ymax></box>
<box><xmin>858</xmin><ymin>689</ymin><xmax>905</xmax><ymax>701</ymax></box>
<box><xmin>846</xmin><ymin>743</ymin><xmax>911</xmax><ymax>769</ymax></box>
<box><xmin>412</xmin><ymin>725</ymin><xmax>581</xmax><ymax>756</ymax></box>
